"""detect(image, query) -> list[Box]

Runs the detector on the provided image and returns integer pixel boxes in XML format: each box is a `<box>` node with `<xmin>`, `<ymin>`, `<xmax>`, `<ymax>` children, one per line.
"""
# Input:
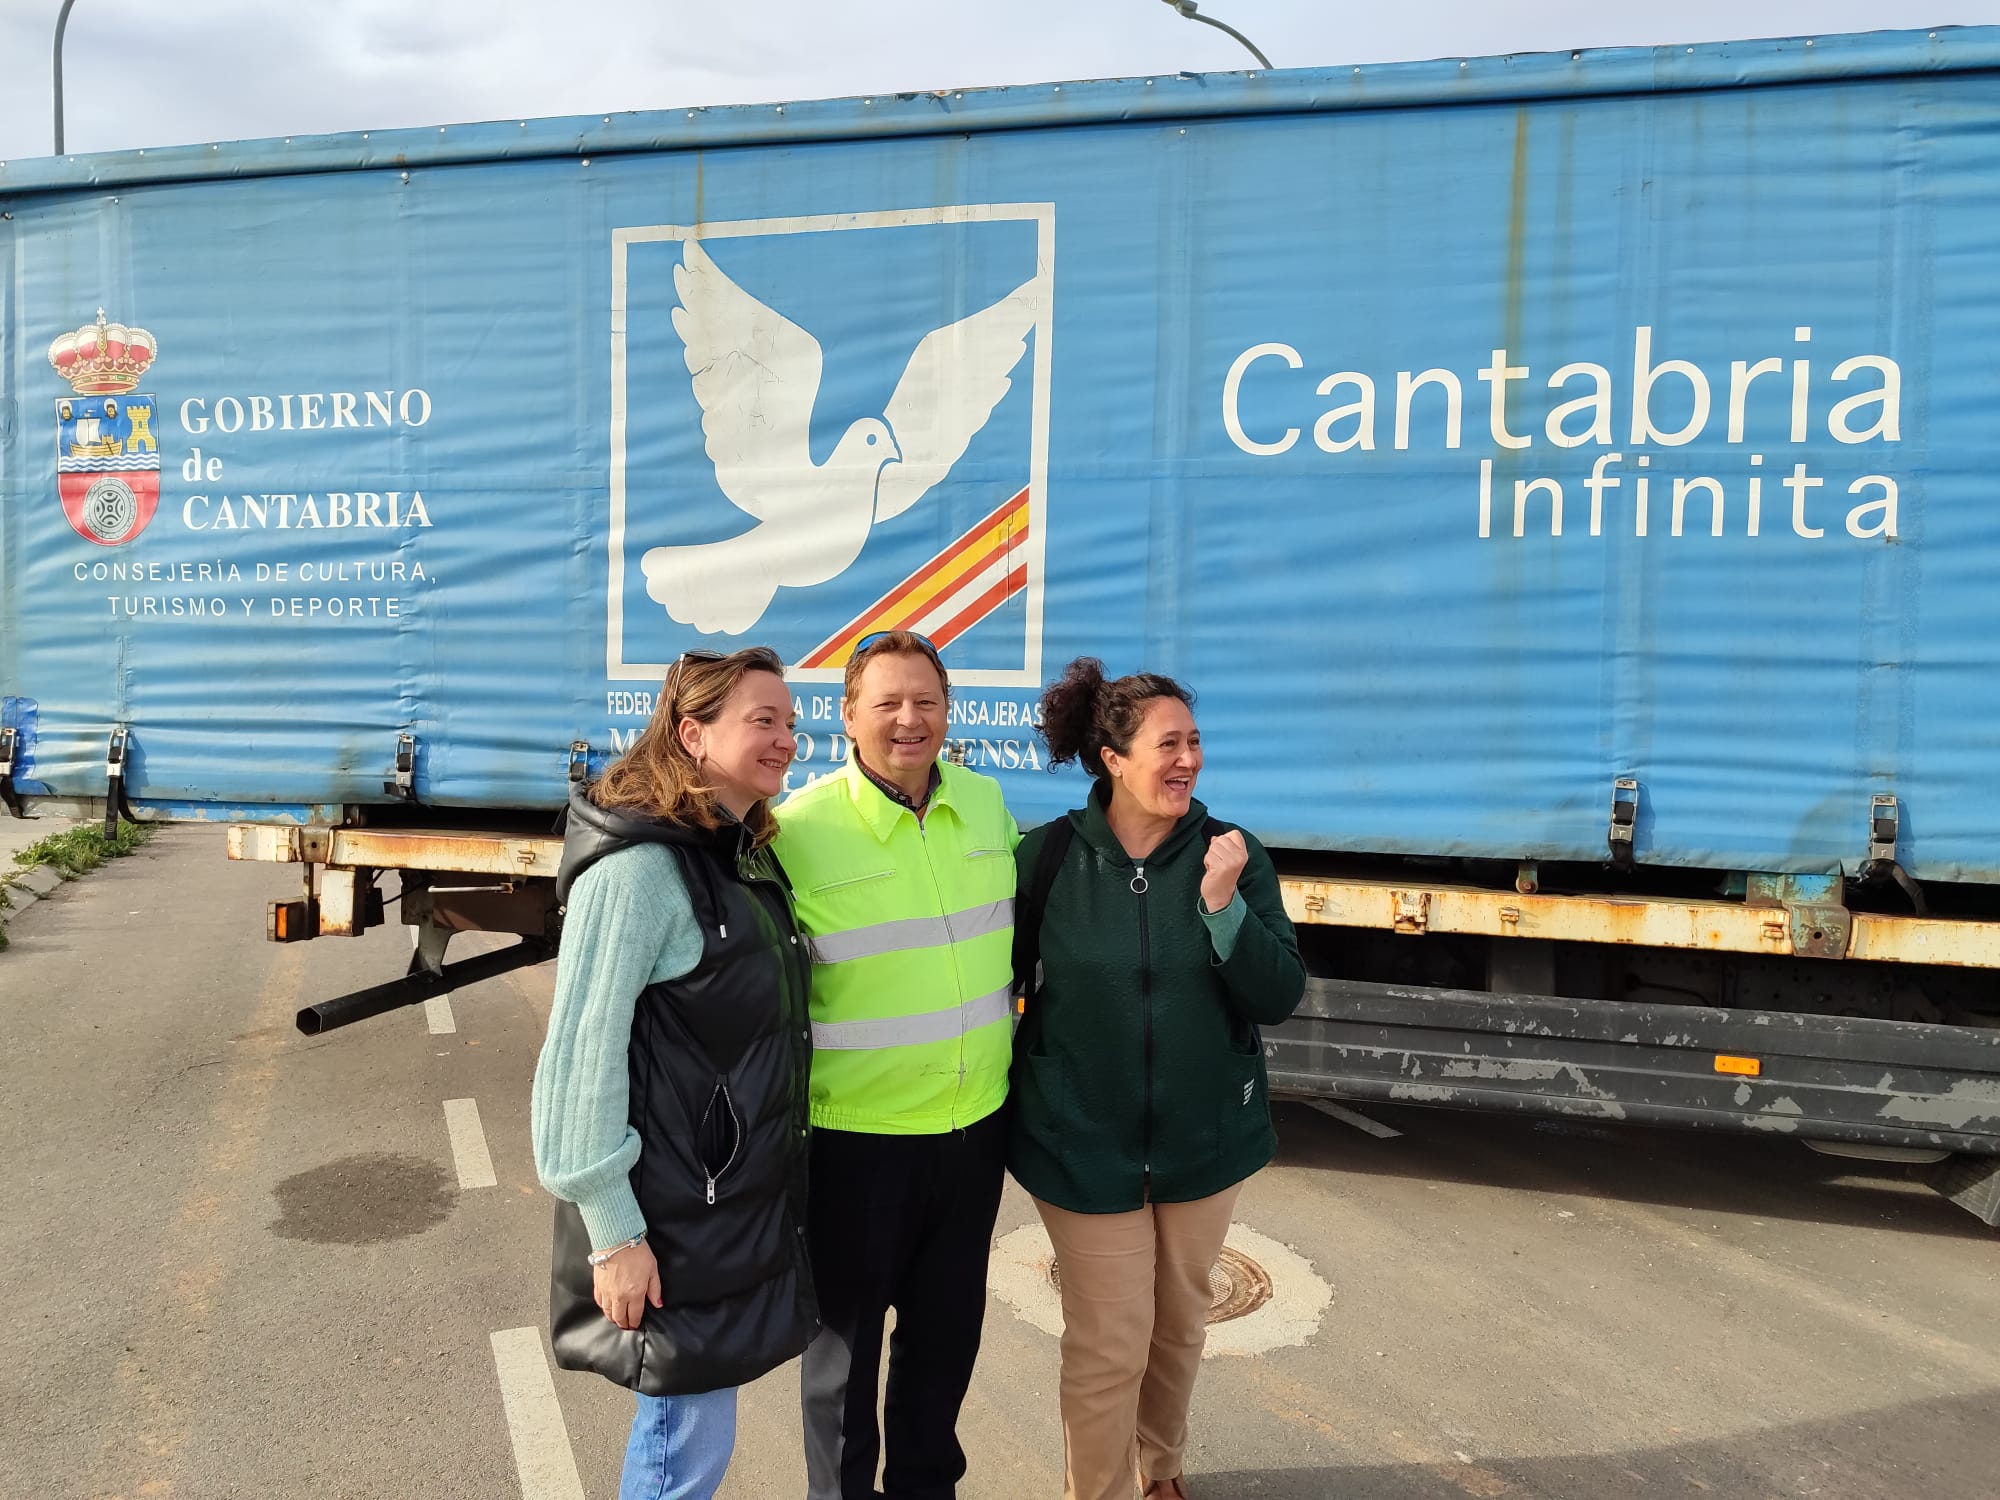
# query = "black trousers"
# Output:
<box><xmin>801</xmin><ymin>1110</ymin><xmax>1008</xmax><ymax>1500</ymax></box>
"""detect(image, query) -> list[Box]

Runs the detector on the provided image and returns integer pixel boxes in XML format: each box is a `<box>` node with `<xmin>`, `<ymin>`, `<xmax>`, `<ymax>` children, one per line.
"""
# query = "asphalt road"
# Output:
<box><xmin>1</xmin><ymin>826</ymin><xmax>1995</xmax><ymax>1500</ymax></box>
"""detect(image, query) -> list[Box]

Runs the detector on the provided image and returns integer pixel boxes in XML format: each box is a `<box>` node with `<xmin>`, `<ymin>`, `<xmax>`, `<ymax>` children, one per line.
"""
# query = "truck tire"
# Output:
<box><xmin>1929</xmin><ymin>1153</ymin><xmax>2000</xmax><ymax>1227</ymax></box>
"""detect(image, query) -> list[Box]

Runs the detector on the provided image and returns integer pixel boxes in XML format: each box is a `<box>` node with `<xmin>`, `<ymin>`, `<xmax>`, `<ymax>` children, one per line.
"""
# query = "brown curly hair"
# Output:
<box><xmin>1038</xmin><ymin>656</ymin><xmax>1194</xmax><ymax>784</ymax></box>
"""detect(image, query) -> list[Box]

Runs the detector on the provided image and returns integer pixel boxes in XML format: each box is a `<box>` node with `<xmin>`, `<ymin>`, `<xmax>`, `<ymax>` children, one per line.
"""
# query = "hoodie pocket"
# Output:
<box><xmin>695</xmin><ymin>1078</ymin><xmax>744</xmax><ymax>1206</ymax></box>
<box><xmin>1018</xmin><ymin>1048</ymin><xmax>1067</xmax><ymax>1153</ymax></box>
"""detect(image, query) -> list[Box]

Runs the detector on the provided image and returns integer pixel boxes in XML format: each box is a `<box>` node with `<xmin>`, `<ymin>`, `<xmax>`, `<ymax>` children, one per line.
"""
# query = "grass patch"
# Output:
<box><xmin>12</xmin><ymin>819</ymin><xmax>154</xmax><ymax>879</ymax></box>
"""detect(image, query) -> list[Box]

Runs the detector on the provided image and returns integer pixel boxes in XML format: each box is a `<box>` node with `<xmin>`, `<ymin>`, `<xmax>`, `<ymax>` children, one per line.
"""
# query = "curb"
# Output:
<box><xmin>1</xmin><ymin>820</ymin><xmax>142</xmax><ymax>944</ymax></box>
<box><xmin>1</xmin><ymin>865</ymin><xmax>65</xmax><ymax>933</ymax></box>
<box><xmin>14</xmin><ymin>865</ymin><xmax>62</xmax><ymax>898</ymax></box>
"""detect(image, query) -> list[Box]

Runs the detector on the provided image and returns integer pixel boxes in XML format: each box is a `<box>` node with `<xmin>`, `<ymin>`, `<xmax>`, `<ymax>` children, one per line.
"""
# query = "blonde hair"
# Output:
<box><xmin>590</xmin><ymin>647</ymin><xmax>788</xmax><ymax>848</ymax></box>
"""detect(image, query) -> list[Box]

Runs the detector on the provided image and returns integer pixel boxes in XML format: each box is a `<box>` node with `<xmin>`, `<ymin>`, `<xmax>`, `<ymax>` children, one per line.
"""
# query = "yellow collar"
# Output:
<box><xmin>842</xmin><ymin>756</ymin><xmax>959</xmax><ymax>842</ymax></box>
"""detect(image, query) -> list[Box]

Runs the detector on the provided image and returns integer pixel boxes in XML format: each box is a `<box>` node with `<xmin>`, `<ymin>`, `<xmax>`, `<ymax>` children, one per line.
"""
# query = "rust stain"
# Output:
<box><xmin>325</xmin><ymin>826</ymin><xmax>561</xmax><ymax>875</ymax></box>
<box><xmin>1248</xmin><ymin>1367</ymin><xmax>1511</xmax><ymax>1486</ymax></box>
<box><xmin>1281</xmin><ymin>875</ymin><xmax>2000</xmax><ymax>968</ymax></box>
<box><xmin>1267</xmin><ymin>1402</ymin><xmax>1337</xmax><ymax>1438</ymax></box>
<box><xmin>1487</xmin><ymin>106</ymin><xmax>1534</xmax><ymax>523</ymax></box>
<box><xmin>1503</xmin><ymin>107</ymin><xmax>1530</xmax><ymax>372</ymax></box>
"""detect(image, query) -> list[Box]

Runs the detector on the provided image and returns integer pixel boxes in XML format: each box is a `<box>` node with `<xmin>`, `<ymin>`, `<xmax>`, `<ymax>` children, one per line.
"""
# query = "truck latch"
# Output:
<box><xmin>1859</xmin><ymin>793</ymin><xmax>1927</xmax><ymax>915</ymax></box>
<box><xmin>104</xmin><ymin>728</ymin><xmax>130</xmax><ymax>838</ymax></box>
<box><xmin>0</xmin><ymin>726</ymin><xmax>21</xmax><ymax>818</ymax></box>
<box><xmin>385</xmin><ymin>732</ymin><xmax>416</xmax><ymax>799</ymax></box>
<box><xmin>1865</xmin><ymin>794</ymin><xmax>1900</xmax><ymax>873</ymax></box>
<box><xmin>1607</xmin><ymin>778</ymin><xmax>1638</xmax><ymax>870</ymax></box>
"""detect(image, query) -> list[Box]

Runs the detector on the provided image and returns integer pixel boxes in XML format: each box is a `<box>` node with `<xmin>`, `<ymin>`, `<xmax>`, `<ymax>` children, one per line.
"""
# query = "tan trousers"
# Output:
<box><xmin>1034</xmin><ymin>1185</ymin><xmax>1242</xmax><ymax>1500</ymax></box>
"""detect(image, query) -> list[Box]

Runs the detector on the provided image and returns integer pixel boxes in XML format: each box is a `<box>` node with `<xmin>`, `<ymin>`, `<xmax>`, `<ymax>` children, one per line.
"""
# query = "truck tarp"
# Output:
<box><xmin>4</xmin><ymin>25</ymin><xmax>1997</xmax><ymax>879</ymax></box>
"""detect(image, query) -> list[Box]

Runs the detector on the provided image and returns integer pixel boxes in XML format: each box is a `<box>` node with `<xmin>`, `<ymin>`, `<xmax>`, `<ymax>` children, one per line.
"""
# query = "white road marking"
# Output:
<box><xmin>425</xmin><ymin>995</ymin><xmax>458</xmax><ymax>1034</ymax></box>
<box><xmin>443</xmin><ymin>1097</ymin><xmax>498</xmax><ymax>1189</ymax></box>
<box><xmin>1302</xmin><ymin>1097</ymin><xmax>1403</xmax><ymax>1139</ymax></box>
<box><xmin>489</xmin><ymin>1327</ymin><xmax>586</xmax><ymax>1500</ymax></box>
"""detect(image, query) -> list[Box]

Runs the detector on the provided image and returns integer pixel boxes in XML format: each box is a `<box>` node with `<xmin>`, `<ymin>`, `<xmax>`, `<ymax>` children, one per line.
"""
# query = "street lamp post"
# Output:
<box><xmin>53</xmin><ymin>0</ymin><xmax>79</xmax><ymax>154</ymax></box>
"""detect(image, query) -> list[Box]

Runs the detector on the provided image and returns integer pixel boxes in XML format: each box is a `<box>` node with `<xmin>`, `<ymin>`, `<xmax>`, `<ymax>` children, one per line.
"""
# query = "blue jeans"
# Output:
<box><xmin>618</xmin><ymin>1386</ymin><xmax>737</xmax><ymax>1500</ymax></box>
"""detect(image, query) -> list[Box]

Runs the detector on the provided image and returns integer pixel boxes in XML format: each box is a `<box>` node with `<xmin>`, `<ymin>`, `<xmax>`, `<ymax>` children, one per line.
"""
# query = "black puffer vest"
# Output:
<box><xmin>549</xmin><ymin>787</ymin><xmax>818</xmax><ymax>1396</ymax></box>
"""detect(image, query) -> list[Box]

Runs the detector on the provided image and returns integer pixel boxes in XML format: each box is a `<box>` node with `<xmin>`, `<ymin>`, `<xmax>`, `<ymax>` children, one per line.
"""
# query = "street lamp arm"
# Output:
<box><xmin>1158</xmin><ymin>0</ymin><xmax>1273</xmax><ymax>71</ymax></box>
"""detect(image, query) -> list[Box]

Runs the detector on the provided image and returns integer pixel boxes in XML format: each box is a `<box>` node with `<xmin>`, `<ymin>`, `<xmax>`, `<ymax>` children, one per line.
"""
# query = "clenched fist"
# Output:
<box><xmin>1200</xmin><ymin>829</ymin><xmax>1248</xmax><ymax>914</ymax></box>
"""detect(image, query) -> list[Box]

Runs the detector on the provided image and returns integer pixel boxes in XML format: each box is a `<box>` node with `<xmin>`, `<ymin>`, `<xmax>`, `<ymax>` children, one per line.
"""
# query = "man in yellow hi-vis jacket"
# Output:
<box><xmin>775</xmin><ymin>630</ymin><xmax>1018</xmax><ymax>1500</ymax></box>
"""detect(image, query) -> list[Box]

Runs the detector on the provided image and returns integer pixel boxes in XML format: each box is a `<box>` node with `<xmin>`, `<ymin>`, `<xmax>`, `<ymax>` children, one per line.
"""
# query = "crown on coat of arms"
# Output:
<box><xmin>48</xmin><ymin>309</ymin><xmax>157</xmax><ymax>395</ymax></box>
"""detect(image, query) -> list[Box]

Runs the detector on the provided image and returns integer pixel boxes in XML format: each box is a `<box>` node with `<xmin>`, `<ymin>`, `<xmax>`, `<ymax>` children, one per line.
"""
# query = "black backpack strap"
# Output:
<box><xmin>1011</xmin><ymin>815</ymin><xmax>1076</xmax><ymax>997</ymax></box>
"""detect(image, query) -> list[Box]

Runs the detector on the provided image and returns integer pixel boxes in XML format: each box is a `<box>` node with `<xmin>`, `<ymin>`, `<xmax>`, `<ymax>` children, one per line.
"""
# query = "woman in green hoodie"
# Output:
<box><xmin>1010</xmin><ymin>657</ymin><xmax>1306</xmax><ymax>1500</ymax></box>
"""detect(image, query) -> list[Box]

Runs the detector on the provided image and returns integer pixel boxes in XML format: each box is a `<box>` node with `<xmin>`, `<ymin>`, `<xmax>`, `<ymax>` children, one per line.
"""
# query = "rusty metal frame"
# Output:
<box><xmin>227</xmin><ymin>824</ymin><xmax>562</xmax><ymax>878</ymax></box>
<box><xmin>1279</xmin><ymin>875</ymin><xmax>2000</xmax><ymax>969</ymax></box>
<box><xmin>226</xmin><ymin>822</ymin><xmax>2000</xmax><ymax>968</ymax></box>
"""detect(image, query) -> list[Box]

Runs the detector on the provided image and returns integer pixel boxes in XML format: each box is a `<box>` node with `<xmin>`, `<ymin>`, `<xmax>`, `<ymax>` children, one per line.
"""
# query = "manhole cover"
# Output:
<box><xmin>1047</xmin><ymin>1245</ymin><xmax>1274</xmax><ymax>1325</ymax></box>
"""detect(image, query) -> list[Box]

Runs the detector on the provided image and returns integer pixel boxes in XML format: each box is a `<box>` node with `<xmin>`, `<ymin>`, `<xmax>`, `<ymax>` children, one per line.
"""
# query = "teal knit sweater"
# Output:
<box><xmin>530</xmin><ymin>844</ymin><xmax>702</xmax><ymax>1250</ymax></box>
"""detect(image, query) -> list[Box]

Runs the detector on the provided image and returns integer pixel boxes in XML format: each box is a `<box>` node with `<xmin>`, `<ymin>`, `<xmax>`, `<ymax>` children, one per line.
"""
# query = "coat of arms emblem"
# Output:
<box><xmin>48</xmin><ymin>310</ymin><xmax>160</xmax><ymax>546</ymax></box>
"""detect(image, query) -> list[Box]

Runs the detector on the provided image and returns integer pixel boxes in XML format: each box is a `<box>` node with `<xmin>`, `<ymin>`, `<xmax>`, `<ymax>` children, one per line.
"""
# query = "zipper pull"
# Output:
<box><xmin>719</xmin><ymin>922</ymin><xmax>728</xmax><ymax>939</ymax></box>
<box><xmin>705</xmin><ymin>1175</ymin><xmax>717</xmax><ymax>1206</ymax></box>
<box><xmin>1130</xmin><ymin>864</ymin><xmax>1149</xmax><ymax>895</ymax></box>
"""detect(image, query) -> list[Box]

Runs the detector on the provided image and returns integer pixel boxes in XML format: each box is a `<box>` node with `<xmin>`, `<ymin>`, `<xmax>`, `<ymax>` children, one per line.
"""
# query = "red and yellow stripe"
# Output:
<box><xmin>800</xmin><ymin>487</ymin><xmax>1031</xmax><ymax>668</ymax></box>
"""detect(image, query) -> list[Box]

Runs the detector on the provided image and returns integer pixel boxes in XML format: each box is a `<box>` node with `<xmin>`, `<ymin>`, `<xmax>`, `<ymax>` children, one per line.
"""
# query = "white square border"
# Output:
<box><xmin>607</xmin><ymin>203</ymin><xmax>1056</xmax><ymax>688</ymax></box>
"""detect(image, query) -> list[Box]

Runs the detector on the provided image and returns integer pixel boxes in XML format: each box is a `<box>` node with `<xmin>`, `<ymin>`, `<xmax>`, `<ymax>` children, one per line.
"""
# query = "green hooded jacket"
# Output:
<box><xmin>1008</xmin><ymin>789</ymin><xmax>1307</xmax><ymax>1213</ymax></box>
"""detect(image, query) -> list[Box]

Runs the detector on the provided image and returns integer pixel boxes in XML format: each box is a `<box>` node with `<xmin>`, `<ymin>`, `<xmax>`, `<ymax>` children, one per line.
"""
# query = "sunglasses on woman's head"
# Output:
<box><xmin>664</xmin><ymin>649</ymin><xmax>725</xmax><ymax>705</ymax></box>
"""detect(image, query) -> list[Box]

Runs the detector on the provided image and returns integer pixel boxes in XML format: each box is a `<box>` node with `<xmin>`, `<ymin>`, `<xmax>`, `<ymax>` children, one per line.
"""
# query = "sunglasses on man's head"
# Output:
<box><xmin>852</xmin><ymin>631</ymin><xmax>941</xmax><ymax>662</ymax></box>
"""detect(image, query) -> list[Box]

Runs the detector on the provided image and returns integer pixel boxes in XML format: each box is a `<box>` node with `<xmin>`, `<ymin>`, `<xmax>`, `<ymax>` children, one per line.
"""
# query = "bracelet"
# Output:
<box><xmin>587</xmin><ymin>1231</ymin><xmax>646</xmax><ymax>1267</ymax></box>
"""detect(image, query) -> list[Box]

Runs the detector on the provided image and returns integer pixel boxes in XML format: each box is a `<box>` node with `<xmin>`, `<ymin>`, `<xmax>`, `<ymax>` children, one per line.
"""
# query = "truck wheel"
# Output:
<box><xmin>1929</xmin><ymin>1153</ymin><xmax>2000</xmax><ymax>1227</ymax></box>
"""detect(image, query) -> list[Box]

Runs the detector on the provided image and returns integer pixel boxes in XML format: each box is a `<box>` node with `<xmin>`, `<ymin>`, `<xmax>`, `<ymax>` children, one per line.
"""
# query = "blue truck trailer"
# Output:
<box><xmin>5</xmin><ymin>25</ymin><xmax>1999</xmax><ymax>1219</ymax></box>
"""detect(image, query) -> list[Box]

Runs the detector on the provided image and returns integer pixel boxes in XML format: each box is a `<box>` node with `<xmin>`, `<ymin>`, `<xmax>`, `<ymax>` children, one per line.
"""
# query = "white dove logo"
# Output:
<box><xmin>643</xmin><ymin>238</ymin><xmax>1040</xmax><ymax>636</ymax></box>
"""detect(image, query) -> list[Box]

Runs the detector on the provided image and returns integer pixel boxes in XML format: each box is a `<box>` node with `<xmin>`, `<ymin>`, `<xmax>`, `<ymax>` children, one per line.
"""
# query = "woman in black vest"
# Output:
<box><xmin>533</xmin><ymin>646</ymin><xmax>817</xmax><ymax>1500</ymax></box>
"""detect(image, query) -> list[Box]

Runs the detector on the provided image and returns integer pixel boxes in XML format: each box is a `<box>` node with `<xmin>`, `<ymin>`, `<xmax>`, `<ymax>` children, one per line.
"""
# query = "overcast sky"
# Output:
<box><xmin>5</xmin><ymin>1</ymin><xmax>2000</xmax><ymax>161</ymax></box>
